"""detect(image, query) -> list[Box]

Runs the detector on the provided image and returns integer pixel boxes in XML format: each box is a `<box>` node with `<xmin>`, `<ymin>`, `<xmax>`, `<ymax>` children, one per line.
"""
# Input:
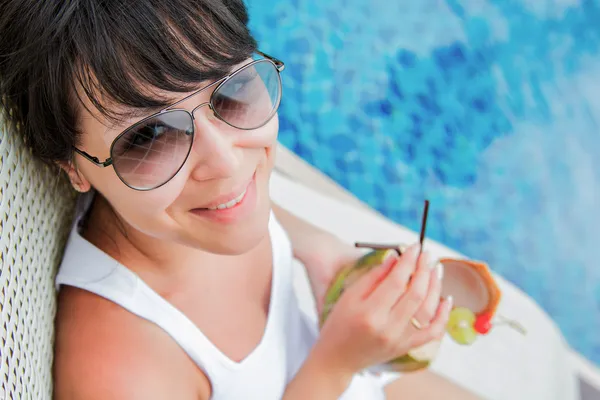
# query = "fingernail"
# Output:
<box><xmin>425</xmin><ymin>253</ymin><xmax>437</xmax><ymax>269</ymax></box>
<box><xmin>436</xmin><ymin>262</ymin><xmax>444</xmax><ymax>280</ymax></box>
<box><xmin>409</xmin><ymin>242</ymin><xmax>421</xmax><ymax>255</ymax></box>
<box><xmin>446</xmin><ymin>295</ymin><xmax>454</xmax><ymax>309</ymax></box>
<box><xmin>383</xmin><ymin>249</ymin><xmax>397</xmax><ymax>261</ymax></box>
<box><xmin>420</xmin><ymin>250</ymin><xmax>430</xmax><ymax>264</ymax></box>
<box><xmin>381</xmin><ymin>249</ymin><xmax>397</xmax><ymax>264</ymax></box>
<box><xmin>380</xmin><ymin>250</ymin><xmax>398</xmax><ymax>268</ymax></box>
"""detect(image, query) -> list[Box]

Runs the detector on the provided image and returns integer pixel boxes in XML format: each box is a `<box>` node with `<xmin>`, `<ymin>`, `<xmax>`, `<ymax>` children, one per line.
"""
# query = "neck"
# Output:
<box><xmin>81</xmin><ymin>194</ymin><xmax>271</xmax><ymax>294</ymax></box>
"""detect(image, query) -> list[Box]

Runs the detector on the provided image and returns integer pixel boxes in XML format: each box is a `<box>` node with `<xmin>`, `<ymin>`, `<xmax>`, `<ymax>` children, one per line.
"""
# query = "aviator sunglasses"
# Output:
<box><xmin>74</xmin><ymin>52</ymin><xmax>285</xmax><ymax>191</ymax></box>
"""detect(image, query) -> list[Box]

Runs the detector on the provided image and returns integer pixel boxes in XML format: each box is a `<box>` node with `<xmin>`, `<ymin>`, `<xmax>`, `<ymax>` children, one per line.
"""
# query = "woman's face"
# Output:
<box><xmin>72</xmin><ymin>65</ymin><xmax>279</xmax><ymax>256</ymax></box>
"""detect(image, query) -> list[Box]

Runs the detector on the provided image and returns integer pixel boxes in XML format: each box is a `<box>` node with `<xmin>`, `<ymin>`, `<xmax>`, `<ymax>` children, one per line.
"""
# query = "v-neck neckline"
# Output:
<box><xmin>132</xmin><ymin>238</ymin><xmax>280</xmax><ymax>370</ymax></box>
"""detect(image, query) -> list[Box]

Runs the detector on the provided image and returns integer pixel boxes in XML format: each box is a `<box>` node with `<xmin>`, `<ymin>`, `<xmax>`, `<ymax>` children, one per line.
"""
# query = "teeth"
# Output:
<box><xmin>207</xmin><ymin>189</ymin><xmax>247</xmax><ymax>210</ymax></box>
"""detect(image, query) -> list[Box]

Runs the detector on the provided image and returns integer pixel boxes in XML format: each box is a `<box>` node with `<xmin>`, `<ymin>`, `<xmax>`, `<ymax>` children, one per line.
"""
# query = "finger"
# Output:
<box><xmin>367</xmin><ymin>243</ymin><xmax>420</xmax><ymax>310</ymax></box>
<box><xmin>412</xmin><ymin>259</ymin><xmax>444</xmax><ymax>328</ymax></box>
<box><xmin>409</xmin><ymin>296</ymin><xmax>453</xmax><ymax>349</ymax></box>
<box><xmin>348</xmin><ymin>249</ymin><xmax>398</xmax><ymax>299</ymax></box>
<box><xmin>390</xmin><ymin>249</ymin><xmax>432</xmax><ymax>325</ymax></box>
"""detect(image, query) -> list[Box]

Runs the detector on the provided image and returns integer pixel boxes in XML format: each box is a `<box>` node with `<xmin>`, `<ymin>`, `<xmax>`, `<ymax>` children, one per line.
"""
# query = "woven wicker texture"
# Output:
<box><xmin>0</xmin><ymin>117</ymin><xmax>76</xmax><ymax>400</ymax></box>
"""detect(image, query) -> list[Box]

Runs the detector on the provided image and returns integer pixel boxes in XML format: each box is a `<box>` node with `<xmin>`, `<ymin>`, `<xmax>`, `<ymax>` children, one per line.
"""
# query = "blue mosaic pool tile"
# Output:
<box><xmin>249</xmin><ymin>0</ymin><xmax>600</xmax><ymax>365</ymax></box>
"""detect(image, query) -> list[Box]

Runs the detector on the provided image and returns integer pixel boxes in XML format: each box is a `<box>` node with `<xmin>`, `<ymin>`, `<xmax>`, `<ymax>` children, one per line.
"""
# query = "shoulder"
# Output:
<box><xmin>53</xmin><ymin>285</ymin><xmax>211</xmax><ymax>400</ymax></box>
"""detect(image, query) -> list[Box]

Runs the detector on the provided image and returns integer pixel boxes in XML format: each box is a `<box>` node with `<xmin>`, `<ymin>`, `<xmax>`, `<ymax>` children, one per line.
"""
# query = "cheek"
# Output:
<box><xmin>236</xmin><ymin>114</ymin><xmax>279</xmax><ymax>149</ymax></box>
<box><xmin>99</xmin><ymin>175</ymin><xmax>184</xmax><ymax>229</ymax></box>
<box><xmin>113</xmin><ymin>190</ymin><xmax>181</xmax><ymax>233</ymax></box>
<box><xmin>264</xmin><ymin>116</ymin><xmax>279</xmax><ymax>170</ymax></box>
<box><xmin>265</xmin><ymin>114</ymin><xmax>279</xmax><ymax>144</ymax></box>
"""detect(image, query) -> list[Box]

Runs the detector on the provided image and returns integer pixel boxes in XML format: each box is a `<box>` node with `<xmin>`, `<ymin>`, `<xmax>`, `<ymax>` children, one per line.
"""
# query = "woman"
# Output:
<box><xmin>0</xmin><ymin>1</ymin><xmax>480</xmax><ymax>398</ymax></box>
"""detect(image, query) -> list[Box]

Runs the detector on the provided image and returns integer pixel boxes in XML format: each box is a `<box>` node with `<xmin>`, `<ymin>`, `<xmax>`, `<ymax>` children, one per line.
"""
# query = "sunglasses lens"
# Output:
<box><xmin>111</xmin><ymin>110</ymin><xmax>193</xmax><ymax>190</ymax></box>
<box><xmin>212</xmin><ymin>60</ymin><xmax>281</xmax><ymax>129</ymax></box>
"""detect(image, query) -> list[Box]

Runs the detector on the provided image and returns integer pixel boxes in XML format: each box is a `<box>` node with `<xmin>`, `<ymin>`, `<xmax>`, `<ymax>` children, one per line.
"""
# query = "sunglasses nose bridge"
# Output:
<box><xmin>191</xmin><ymin>102</ymin><xmax>213</xmax><ymax>120</ymax></box>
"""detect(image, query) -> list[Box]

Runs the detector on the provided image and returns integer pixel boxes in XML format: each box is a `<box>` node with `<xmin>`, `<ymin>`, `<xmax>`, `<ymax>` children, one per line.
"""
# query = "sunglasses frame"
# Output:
<box><xmin>73</xmin><ymin>51</ymin><xmax>285</xmax><ymax>191</ymax></box>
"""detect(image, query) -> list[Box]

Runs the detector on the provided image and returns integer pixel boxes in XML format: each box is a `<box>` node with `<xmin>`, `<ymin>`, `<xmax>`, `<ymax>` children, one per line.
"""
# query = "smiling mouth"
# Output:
<box><xmin>203</xmin><ymin>188</ymin><xmax>248</xmax><ymax>210</ymax></box>
<box><xmin>194</xmin><ymin>172</ymin><xmax>255</xmax><ymax>211</ymax></box>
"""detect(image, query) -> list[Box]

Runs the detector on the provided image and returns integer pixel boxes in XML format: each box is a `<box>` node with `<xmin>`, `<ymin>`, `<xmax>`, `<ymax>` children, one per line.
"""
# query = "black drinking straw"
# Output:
<box><xmin>418</xmin><ymin>200</ymin><xmax>430</xmax><ymax>255</ymax></box>
<box><xmin>355</xmin><ymin>199</ymin><xmax>430</xmax><ymax>256</ymax></box>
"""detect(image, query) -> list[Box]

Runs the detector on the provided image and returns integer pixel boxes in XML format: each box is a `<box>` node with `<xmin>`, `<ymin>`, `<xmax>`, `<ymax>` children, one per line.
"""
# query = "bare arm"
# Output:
<box><xmin>54</xmin><ymin>368</ymin><xmax>203</xmax><ymax>400</ymax></box>
<box><xmin>282</xmin><ymin>347</ymin><xmax>354</xmax><ymax>400</ymax></box>
<box><xmin>271</xmin><ymin>201</ymin><xmax>327</xmax><ymax>260</ymax></box>
<box><xmin>271</xmin><ymin>200</ymin><xmax>365</xmax><ymax>311</ymax></box>
<box><xmin>271</xmin><ymin>201</ymin><xmax>345</xmax><ymax>266</ymax></box>
<box><xmin>53</xmin><ymin>288</ymin><xmax>208</xmax><ymax>400</ymax></box>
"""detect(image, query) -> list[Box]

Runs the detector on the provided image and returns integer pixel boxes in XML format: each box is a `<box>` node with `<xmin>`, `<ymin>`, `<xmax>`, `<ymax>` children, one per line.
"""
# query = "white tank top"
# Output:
<box><xmin>56</xmin><ymin>193</ymin><xmax>390</xmax><ymax>399</ymax></box>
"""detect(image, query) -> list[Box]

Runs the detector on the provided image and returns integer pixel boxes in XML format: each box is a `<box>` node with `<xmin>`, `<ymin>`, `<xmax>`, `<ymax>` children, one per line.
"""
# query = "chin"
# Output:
<box><xmin>194</xmin><ymin>204</ymin><xmax>272</xmax><ymax>256</ymax></box>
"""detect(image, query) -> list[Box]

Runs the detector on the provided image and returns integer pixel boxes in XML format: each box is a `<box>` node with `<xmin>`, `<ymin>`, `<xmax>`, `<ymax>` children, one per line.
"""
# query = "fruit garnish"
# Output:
<box><xmin>446</xmin><ymin>307</ymin><xmax>478</xmax><ymax>345</ymax></box>
<box><xmin>474</xmin><ymin>312</ymin><xmax>493</xmax><ymax>335</ymax></box>
<box><xmin>448</xmin><ymin>310</ymin><xmax>526</xmax><ymax>344</ymax></box>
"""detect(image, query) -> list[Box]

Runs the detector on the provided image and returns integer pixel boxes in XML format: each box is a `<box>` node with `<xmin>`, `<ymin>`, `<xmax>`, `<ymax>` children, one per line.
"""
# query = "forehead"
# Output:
<box><xmin>76</xmin><ymin>58</ymin><xmax>255</xmax><ymax>139</ymax></box>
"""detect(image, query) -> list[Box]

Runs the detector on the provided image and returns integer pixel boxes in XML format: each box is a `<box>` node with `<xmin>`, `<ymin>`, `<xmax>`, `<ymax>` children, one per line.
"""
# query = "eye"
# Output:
<box><xmin>129</xmin><ymin>123</ymin><xmax>170</xmax><ymax>146</ymax></box>
<box><xmin>229</xmin><ymin>69</ymin><xmax>259</xmax><ymax>90</ymax></box>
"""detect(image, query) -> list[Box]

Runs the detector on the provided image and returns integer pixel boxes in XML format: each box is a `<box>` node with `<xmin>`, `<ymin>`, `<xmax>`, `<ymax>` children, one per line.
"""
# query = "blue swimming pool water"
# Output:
<box><xmin>248</xmin><ymin>0</ymin><xmax>600</xmax><ymax>366</ymax></box>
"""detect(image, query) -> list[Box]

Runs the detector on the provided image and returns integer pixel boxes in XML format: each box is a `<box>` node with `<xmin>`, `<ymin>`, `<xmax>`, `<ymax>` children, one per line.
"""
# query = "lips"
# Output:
<box><xmin>205</xmin><ymin>187</ymin><xmax>247</xmax><ymax>210</ymax></box>
<box><xmin>194</xmin><ymin>173</ymin><xmax>255</xmax><ymax>210</ymax></box>
<box><xmin>190</xmin><ymin>172</ymin><xmax>258</xmax><ymax>224</ymax></box>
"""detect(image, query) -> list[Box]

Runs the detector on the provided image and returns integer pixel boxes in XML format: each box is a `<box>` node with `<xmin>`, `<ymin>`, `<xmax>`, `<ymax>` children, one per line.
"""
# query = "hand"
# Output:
<box><xmin>311</xmin><ymin>244</ymin><xmax>453</xmax><ymax>375</ymax></box>
<box><xmin>296</xmin><ymin>233</ymin><xmax>366</xmax><ymax>315</ymax></box>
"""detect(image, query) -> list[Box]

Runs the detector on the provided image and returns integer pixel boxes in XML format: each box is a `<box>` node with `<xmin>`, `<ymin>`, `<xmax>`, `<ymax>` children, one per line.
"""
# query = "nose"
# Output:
<box><xmin>187</xmin><ymin>105</ymin><xmax>240</xmax><ymax>180</ymax></box>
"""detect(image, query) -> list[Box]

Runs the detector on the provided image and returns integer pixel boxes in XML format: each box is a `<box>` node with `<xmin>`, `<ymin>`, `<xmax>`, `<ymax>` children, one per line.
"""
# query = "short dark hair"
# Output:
<box><xmin>0</xmin><ymin>0</ymin><xmax>257</xmax><ymax>165</ymax></box>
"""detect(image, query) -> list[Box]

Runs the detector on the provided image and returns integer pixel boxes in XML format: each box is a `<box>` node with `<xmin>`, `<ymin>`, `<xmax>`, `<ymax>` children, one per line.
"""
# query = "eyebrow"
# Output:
<box><xmin>99</xmin><ymin>61</ymin><xmax>248</xmax><ymax>136</ymax></box>
<box><xmin>103</xmin><ymin>101</ymin><xmax>175</xmax><ymax>134</ymax></box>
<box><xmin>116</xmin><ymin>81</ymin><xmax>213</xmax><ymax>121</ymax></box>
<box><xmin>123</xmin><ymin>105</ymin><xmax>168</xmax><ymax>119</ymax></box>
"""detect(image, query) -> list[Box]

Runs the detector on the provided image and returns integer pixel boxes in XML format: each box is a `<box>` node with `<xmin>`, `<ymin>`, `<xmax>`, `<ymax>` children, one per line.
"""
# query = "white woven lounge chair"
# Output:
<box><xmin>0</xmin><ymin>114</ymin><xmax>598</xmax><ymax>399</ymax></box>
<box><xmin>0</xmin><ymin>118</ymin><xmax>76</xmax><ymax>399</ymax></box>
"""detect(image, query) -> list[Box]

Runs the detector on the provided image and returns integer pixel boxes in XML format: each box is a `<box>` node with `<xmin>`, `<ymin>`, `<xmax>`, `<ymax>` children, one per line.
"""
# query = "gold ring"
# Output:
<box><xmin>410</xmin><ymin>317</ymin><xmax>423</xmax><ymax>330</ymax></box>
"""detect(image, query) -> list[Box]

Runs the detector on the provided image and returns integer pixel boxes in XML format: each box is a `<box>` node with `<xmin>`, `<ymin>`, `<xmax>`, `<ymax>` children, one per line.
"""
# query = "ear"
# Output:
<box><xmin>57</xmin><ymin>159</ymin><xmax>91</xmax><ymax>193</ymax></box>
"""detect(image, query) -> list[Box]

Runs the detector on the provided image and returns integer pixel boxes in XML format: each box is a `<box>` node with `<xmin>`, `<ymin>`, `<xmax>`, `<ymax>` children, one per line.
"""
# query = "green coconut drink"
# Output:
<box><xmin>319</xmin><ymin>201</ymin><xmax>526</xmax><ymax>373</ymax></box>
<box><xmin>320</xmin><ymin>247</ymin><xmax>443</xmax><ymax>373</ymax></box>
<box><xmin>319</xmin><ymin>246</ymin><xmax>527</xmax><ymax>373</ymax></box>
